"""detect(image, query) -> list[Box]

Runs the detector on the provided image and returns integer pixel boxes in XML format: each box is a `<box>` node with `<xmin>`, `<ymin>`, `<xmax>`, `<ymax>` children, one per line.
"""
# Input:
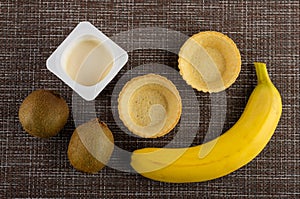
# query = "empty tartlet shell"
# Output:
<box><xmin>118</xmin><ymin>74</ymin><xmax>182</xmax><ymax>138</ymax></box>
<box><xmin>178</xmin><ymin>31</ymin><xmax>241</xmax><ymax>92</ymax></box>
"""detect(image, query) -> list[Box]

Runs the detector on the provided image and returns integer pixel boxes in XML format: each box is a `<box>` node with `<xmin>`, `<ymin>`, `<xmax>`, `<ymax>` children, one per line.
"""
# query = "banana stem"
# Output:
<box><xmin>254</xmin><ymin>62</ymin><xmax>271</xmax><ymax>84</ymax></box>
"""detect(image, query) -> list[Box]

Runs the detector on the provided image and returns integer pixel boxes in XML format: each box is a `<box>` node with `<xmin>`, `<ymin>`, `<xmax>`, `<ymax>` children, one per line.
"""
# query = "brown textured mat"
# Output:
<box><xmin>0</xmin><ymin>0</ymin><xmax>299</xmax><ymax>198</ymax></box>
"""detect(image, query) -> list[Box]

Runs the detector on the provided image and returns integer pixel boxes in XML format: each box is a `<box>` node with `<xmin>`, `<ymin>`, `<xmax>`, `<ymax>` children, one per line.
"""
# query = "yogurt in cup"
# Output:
<box><xmin>46</xmin><ymin>22</ymin><xmax>128</xmax><ymax>101</ymax></box>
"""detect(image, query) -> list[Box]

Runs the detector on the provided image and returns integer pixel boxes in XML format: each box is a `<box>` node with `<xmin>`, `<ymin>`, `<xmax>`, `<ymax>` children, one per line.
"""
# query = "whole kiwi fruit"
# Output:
<box><xmin>67</xmin><ymin>118</ymin><xmax>114</xmax><ymax>174</ymax></box>
<box><xmin>19</xmin><ymin>90</ymin><xmax>69</xmax><ymax>138</ymax></box>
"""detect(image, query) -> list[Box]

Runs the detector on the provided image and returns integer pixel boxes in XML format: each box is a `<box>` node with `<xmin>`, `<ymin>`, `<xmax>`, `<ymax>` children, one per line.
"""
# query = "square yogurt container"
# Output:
<box><xmin>46</xmin><ymin>21</ymin><xmax>128</xmax><ymax>101</ymax></box>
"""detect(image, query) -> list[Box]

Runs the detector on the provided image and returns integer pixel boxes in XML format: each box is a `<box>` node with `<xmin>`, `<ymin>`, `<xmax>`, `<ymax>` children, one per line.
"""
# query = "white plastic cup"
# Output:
<box><xmin>46</xmin><ymin>21</ymin><xmax>128</xmax><ymax>101</ymax></box>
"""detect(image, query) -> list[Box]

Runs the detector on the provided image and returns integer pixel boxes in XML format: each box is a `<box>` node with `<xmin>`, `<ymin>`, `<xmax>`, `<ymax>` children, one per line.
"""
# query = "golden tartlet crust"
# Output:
<box><xmin>178</xmin><ymin>31</ymin><xmax>241</xmax><ymax>92</ymax></box>
<box><xmin>118</xmin><ymin>74</ymin><xmax>182</xmax><ymax>138</ymax></box>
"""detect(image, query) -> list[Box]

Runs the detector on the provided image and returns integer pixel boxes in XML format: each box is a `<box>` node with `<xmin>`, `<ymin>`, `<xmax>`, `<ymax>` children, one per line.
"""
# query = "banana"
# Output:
<box><xmin>130</xmin><ymin>62</ymin><xmax>282</xmax><ymax>183</ymax></box>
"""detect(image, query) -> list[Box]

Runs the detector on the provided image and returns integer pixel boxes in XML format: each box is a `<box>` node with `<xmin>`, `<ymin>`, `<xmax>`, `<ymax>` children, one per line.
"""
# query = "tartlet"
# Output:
<box><xmin>178</xmin><ymin>31</ymin><xmax>241</xmax><ymax>92</ymax></box>
<box><xmin>118</xmin><ymin>74</ymin><xmax>182</xmax><ymax>138</ymax></box>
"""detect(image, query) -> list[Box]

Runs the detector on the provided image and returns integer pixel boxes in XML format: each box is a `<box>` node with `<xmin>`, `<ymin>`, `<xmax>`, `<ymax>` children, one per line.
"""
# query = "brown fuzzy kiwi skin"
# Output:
<box><xmin>18</xmin><ymin>90</ymin><xmax>69</xmax><ymax>138</ymax></box>
<box><xmin>67</xmin><ymin>119</ymin><xmax>114</xmax><ymax>174</ymax></box>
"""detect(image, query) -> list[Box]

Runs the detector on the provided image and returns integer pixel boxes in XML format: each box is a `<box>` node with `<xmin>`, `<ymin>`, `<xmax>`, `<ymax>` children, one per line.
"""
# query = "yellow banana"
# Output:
<box><xmin>130</xmin><ymin>62</ymin><xmax>282</xmax><ymax>183</ymax></box>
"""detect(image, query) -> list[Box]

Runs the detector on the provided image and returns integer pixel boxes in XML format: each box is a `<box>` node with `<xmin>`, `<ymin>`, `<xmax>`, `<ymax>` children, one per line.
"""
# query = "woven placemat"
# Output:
<box><xmin>0</xmin><ymin>1</ymin><xmax>299</xmax><ymax>198</ymax></box>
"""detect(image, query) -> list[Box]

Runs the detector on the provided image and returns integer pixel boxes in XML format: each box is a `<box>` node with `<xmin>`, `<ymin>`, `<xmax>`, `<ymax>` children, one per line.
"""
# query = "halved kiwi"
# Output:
<box><xmin>18</xmin><ymin>90</ymin><xmax>69</xmax><ymax>138</ymax></box>
<box><xmin>67</xmin><ymin>118</ymin><xmax>114</xmax><ymax>174</ymax></box>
